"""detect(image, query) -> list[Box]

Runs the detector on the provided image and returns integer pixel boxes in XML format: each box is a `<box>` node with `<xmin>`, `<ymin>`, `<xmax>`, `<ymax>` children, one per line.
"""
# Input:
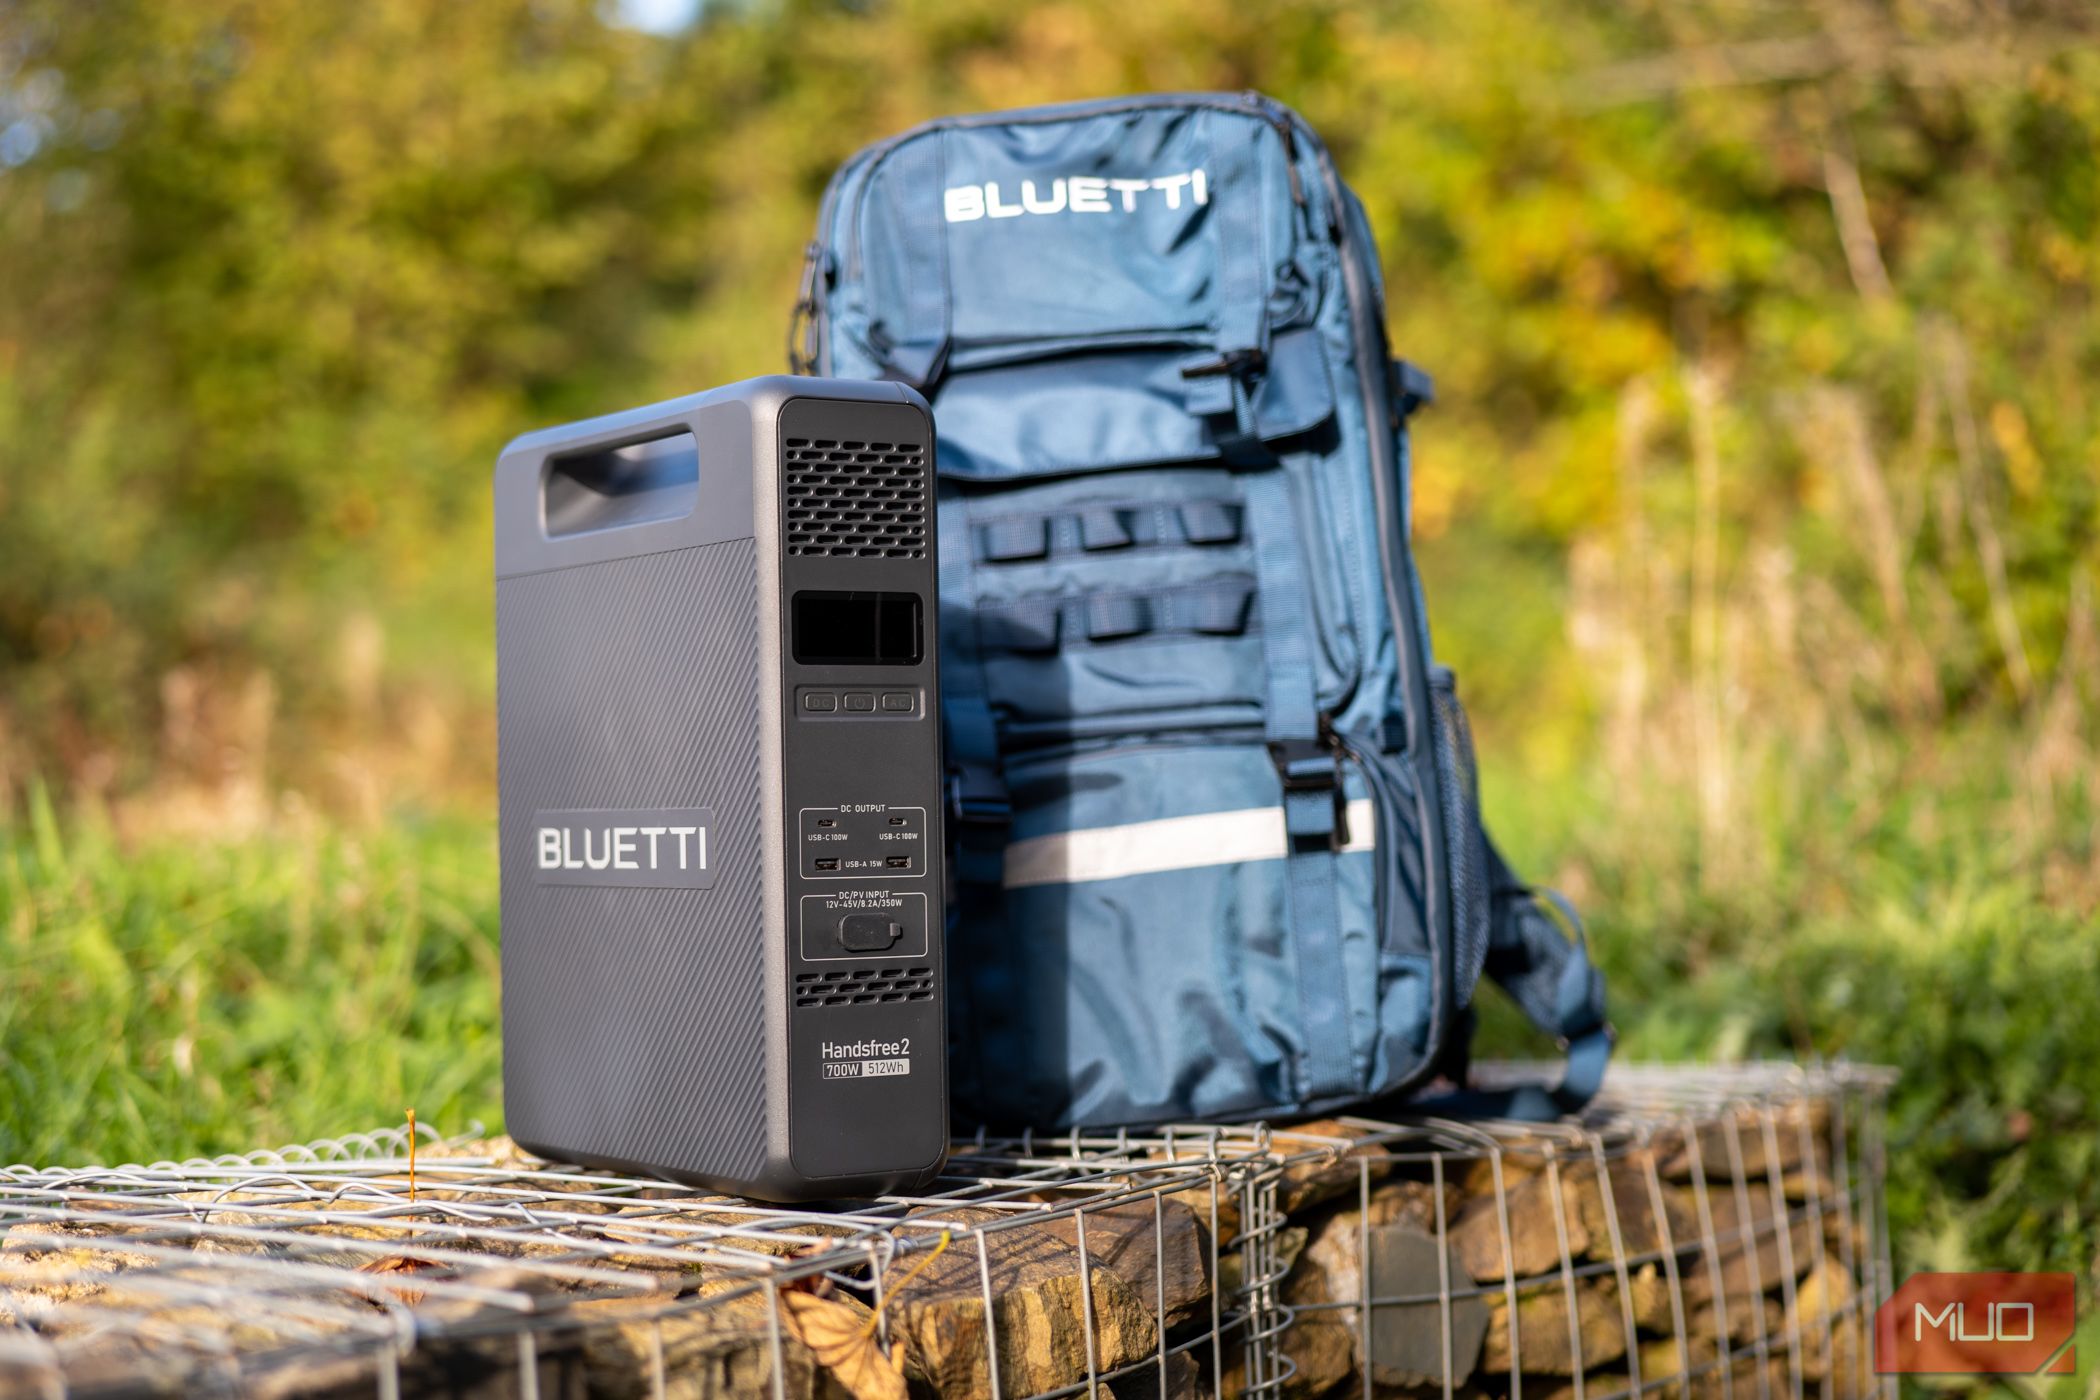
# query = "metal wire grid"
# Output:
<box><xmin>1249</xmin><ymin>1060</ymin><xmax>1896</xmax><ymax>1400</ymax></box>
<box><xmin>1</xmin><ymin>1121</ymin><xmax>1286</xmax><ymax>1398</ymax></box>
<box><xmin>0</xmin><ymin>1061</ymin><xmax>1892</xmax><ymax>1400</ymax></box>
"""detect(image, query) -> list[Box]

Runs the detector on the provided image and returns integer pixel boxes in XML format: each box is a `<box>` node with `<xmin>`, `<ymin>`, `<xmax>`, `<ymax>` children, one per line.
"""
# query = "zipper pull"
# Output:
<box><xmin>787</xmin><ymin>240</ymin><xmax>829</xmax><ymax>376</ymax></box>
<box><xmin>1179</xmin><ymin>346</ymin><xmax>1267</xmax><ymax>381</ymax></box>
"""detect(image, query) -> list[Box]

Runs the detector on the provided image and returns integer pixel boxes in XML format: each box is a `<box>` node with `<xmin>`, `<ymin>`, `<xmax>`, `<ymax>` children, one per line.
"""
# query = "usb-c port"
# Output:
<box><xmin>813</xmin><ymin>857</ymin><xmax>839</xmax><ymax>871</ymax></box>
<box><xmin>884</xmin><ymin>856</ymin><xmax>911</xmax><ymax>869</ymax></box>
<box><xmin>816</xmin><ymin>818</ymin><xmax>837</xmax><ymax>828</ymax></box>
<box><xmin>887</xmin><ymin>816</ymin><xmax>907</xmax><ymax>826</ymax></box>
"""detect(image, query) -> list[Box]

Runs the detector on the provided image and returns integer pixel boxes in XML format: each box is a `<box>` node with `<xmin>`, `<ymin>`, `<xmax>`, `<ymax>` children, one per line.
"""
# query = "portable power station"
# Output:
<box><xmin>493</xmin><ymin>376</ymin><xmax>946</xmax><ymax>1200</ymax></box>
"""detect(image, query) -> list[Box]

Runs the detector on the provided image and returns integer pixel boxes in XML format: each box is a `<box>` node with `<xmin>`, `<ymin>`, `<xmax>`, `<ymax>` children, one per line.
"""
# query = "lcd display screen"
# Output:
<box><xmin>792</xmin><ymin>591</ymin><xmax>922</xmax><ymax>667</ymax></box>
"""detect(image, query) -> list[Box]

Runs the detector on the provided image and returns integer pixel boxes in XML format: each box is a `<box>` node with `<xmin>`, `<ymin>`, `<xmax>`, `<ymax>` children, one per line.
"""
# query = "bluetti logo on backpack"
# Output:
<box><xmin>530</xmin><ymin>807</ymin><xmax>718</xmax><ymax>889</ymax></box>
<box><xmin>944</xmin><ymin>170</ymin><xmax>1208</xmax><ymax>223</ymax></box>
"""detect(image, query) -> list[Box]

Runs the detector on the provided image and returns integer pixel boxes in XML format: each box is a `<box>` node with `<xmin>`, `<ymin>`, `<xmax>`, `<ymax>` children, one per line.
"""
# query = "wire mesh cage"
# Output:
<box><xmin>0</xmin><ymin>1061</ymin><xmax>1891</xmax><ymax>1400</ymax></box>
<box><xmin>0</xmin><ymin>1120</ymin><xmax>1287</xmax><ymax>1398</ymax></box>
<box><xmin>1246</xmin><ymin>1061</ymin><xmax>1897</xmax><ymax>1400</ymax></box>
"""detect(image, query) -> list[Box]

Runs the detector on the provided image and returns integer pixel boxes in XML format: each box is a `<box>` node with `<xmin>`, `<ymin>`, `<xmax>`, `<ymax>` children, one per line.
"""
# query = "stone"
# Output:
<box><xmin>583</xmin><ymin>1289</ymin><xmax>851</xmax><ymax>1400</ymax></box>
<box><xmin>1107</xmin><ymin>1348</ymin><xmax>1203</xmax><ymax>1400</ymax></box>
<box><xmin>1274</xmin><ymin>1120</ymin><xmax>1399</xmax><ymax>1215</ymax></box>
<box><xmin>1657</xmin><ymin>1103</ymin><xmax>1830</xmax><ymax>1185</ymax></box>
<box><xmin>882</xmin><ymin>1214</ymin><xmax>1166</xmax><ymax>1398</ymax></box>
<box><xmin>1037</xmin><ymin>1198</ymin><xmax>1213</xmax><ymax>1327</ymax></box>
<box><xmin>1481</xmin><ymin>1281</ymin><xmax>1631</xmax><ymax>1375</ymax></box>
<box><xmin>1263</xmin><ymin>1182</ymin><xmax>1474</xmax><ymax>1399</ymax></box>
<box><xmin>1450</xmin><ymin>1167</ymin><xmax>1590</xmax><ymax>1284</ymax></box>
<box><xmin>1635</xmin><ymin>1329</ymin><xmax>1720</xmax><ymax>1399</ymax></box>
<box><xmin>1567</xmin><ymin>1156</ymin><xmax>1700</xmax><ymax>1265</ymax></box>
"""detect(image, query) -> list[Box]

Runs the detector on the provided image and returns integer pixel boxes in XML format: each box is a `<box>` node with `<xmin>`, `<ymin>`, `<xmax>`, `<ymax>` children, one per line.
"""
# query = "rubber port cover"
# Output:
<box><xmin>839</xmin><ymin>913</ymin><xmax>902</xmax><ymax>953</ymax></box>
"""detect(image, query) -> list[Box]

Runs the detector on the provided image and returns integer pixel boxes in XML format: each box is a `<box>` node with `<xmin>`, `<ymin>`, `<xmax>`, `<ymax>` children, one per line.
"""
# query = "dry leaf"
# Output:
<box><xmin>784</xmin><ymin>1237</ymin><xmax>844</xmax><ymax>1295</ymax></box>
<box><xmin>781</xmin><ymin>1290</ymin><xmax>907</xmax><ymax>1400</ymax></box>
<box><xmin>355</xmin><ymin>1254</ymin><xmax>442</xmax><ymax>1307</ymax></box>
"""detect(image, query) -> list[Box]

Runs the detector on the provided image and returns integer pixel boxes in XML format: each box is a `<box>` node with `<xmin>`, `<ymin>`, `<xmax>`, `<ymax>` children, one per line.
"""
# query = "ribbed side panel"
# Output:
<box><xmin>498</xmin><ymin>540</ymin><xmax>769</xmax><ymax>1183</ymax></box>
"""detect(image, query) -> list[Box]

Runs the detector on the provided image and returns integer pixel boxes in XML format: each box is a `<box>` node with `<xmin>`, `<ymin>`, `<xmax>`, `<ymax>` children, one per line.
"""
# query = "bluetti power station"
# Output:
<box><xmin>494</xmin><ymin>377</ymin><xmax>947</xmax><ymax>1201</ymax></box>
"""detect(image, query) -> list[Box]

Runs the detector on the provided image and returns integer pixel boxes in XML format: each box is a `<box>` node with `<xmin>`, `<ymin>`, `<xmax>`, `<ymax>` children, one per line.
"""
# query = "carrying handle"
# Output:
<box><xmin>542</xmin><ymin>429</ymin><xmax>699</xmax><ymax>540</ymax></box>
<box><xmin>492</xmin><ymin>393</ymin><xmax>758</xmax><ymax>582</ymax></box>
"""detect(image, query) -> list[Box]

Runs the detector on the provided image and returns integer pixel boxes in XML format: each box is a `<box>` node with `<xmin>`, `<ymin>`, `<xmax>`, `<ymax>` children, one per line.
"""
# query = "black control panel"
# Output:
<box><xmin>774</xmin><ymin>395</ymin><xmax>945</xmax><ymax>1182</ymax></box>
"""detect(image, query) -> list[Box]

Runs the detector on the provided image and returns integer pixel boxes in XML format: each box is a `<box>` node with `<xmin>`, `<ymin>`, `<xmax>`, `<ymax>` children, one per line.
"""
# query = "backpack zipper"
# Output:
<box><xmin>787</xmin><ymin>238</ymin><xmax>827</xmax><ymax>375</ymax></box>
<box><xmin>1290</xmin><ymin>126</ymin><xmax>1459</xmax><ymax>1095</ymax></box>
<box><xmin>793</xmin><ymin>145</ymin><xmax>884</xmax><ymax>376</ymax></box>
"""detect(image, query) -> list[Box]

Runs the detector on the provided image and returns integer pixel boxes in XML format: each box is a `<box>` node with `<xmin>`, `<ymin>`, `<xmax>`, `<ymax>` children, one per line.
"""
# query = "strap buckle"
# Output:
<box><xmin>1388</xmin><ymin>358</ymin><xmax>1436</xmax><ymax>419</ymax></box>
<box><xmin>1268</xmin><ymin>736</ymin><xmax>1338</xmax><ymax>792</ymax></box>
<box><xmin>946</xmin><ymin>767</ymin><xmax>1011</xmax><ymax>827</ymax></box>
<box><xmin>1269</xmin><ymin>726</ymin><xmax>1352</xmax><ymax>851</ymax></box>
<box><xmin>1180</xmin><ymin>346</ymin><xmax>1267</xmax><ymax>381</ymax></box>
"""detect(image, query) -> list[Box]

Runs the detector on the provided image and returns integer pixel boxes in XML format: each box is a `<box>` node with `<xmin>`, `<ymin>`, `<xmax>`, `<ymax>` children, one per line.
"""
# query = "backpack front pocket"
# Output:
<box><xmin>948</xmin><ymin>738</ymin><xmax>1429</xmax><ymax>1128</ymax></box>
<box><xmin>932</xmin><ymin>328</ymin><xmax>1334</xmax><ymax>480</ymax></box>
<box><xmin>831</xmin><ymin>102</ymin><xmax>1320</xmax><ymax>381</ymax></box>
<box><xmin>947</xmin><ymin>461</ymin><xmax>1360</xmax><ymax>743</ymax></box>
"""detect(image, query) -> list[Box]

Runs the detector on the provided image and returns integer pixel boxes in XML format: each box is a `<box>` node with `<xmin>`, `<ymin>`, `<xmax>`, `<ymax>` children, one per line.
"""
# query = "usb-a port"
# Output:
<box><xmin>884</xmin><ymin>856</ymin><xmax>911</xmax><ymax>869</ymax></box>
<box><xmin>813</xmin><ymin>857</ymin><xmax>840</xmax><ymax>871</ymax></box>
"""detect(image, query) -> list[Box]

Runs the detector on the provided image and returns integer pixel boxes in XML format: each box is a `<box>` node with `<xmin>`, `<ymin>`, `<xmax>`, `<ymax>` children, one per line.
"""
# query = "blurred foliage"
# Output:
<box><xmin>2</xmin><ymin>0</ymin><xmax>2096</xmax><ymax>803</ymax></box>
<box><xmin>2</xmin><ymin>0</ymin><xmax>2098</xmax><ymax>1281</ymax></box>
<box><xmin>1477</xmin><ymin>717</ymin><xmax>2100</xmax><ymax>1280</ymax></box>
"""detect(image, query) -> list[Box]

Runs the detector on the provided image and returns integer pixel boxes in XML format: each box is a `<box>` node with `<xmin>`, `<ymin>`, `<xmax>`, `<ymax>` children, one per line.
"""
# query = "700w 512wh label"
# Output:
<box><xmin>823</xmin><ymin>1057</ymin><xmax>910</xmax><ymax>1079</ymax></box>
<box><xmin>820</xmin><ymin>1037</ymin><xmax>912</xmax><ymax>1081</ymax></box>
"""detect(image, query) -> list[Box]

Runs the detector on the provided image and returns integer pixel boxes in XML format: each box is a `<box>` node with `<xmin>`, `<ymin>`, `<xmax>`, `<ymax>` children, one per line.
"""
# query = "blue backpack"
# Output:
<box><xmin>792</xmin><ymin>92</ymin><xmax>1609</xmax><ymax>1129</ymax></box>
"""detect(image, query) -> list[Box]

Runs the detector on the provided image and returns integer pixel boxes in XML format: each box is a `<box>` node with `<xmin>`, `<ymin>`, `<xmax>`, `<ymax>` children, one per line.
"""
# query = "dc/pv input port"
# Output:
<box><xmin>813</xmin><ymin>857</ymin><xmax>840</xmax><ymax>871</ymax></box>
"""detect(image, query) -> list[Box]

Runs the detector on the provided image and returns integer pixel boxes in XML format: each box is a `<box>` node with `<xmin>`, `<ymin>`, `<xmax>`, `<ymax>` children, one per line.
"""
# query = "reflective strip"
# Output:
<box><xmin>1002</xmin><ymin>798</ymin><xmax>1377</xmax><ymax>890</ymax></box>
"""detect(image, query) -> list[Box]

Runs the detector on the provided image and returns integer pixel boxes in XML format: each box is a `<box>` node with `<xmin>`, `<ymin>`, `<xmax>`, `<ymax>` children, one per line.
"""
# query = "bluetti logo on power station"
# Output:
<box><xmin>531</xmin><ymin>808</ymin><xmax>717</xmax><ymax>889</ymax></box>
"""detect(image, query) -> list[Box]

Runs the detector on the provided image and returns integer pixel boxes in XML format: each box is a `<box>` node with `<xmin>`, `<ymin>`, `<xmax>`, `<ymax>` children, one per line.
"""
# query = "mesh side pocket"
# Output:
<box><xmin>1429</xmin><ymin>666</ymin><xmax>1492</xmax><ymax>1007</ymax></box>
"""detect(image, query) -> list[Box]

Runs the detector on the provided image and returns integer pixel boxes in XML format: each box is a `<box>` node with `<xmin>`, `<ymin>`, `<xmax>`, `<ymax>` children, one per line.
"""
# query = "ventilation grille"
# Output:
<box><xmin>783</xmin><ymin>438</ymin><xmax>929</xmax><ymax>558</ymax></box>
<box><xmin>794</xmin><ymin>966</ymin><xmax>935</xmax><ymax>1009</ymax></box>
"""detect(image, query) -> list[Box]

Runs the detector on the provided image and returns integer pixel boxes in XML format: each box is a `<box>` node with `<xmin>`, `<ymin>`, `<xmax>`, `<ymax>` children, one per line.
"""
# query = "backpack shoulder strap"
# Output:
<box><xmin>1205</xmin><ymin>113</ymin><xmax>1354</xmax><ymax>1105</ymax></box>
<box><xmin>1424</xmin><ymin>834</ymin><xmax>1612</xmax><ymax>1120</ymax></box>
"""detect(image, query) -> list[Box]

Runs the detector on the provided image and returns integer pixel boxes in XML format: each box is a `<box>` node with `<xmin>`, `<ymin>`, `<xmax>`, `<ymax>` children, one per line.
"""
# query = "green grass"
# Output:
<box><xmin>1462</xmin><ymin>881</ymin><xmax>2100</xmax><ymax>1284</ymax></box>
<box><xmin>1595</xmin><ymin>881</ymin><xmax>2100</xmax><ymax>1278</ymax></box>
<box><xmin>1471</xmin><ymin>720</ymin><xmax>2100</xmax><ymax>1284</ymax></box>
<box><xmin>4</xmin><ymin>772</ymin><xmax>2095</xmax><ymax>1291</ymax></box>
<box><xmin>0</xmin><ymin>790</ymin><xmax>502</xmax><ymax>1165</ymax></box>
